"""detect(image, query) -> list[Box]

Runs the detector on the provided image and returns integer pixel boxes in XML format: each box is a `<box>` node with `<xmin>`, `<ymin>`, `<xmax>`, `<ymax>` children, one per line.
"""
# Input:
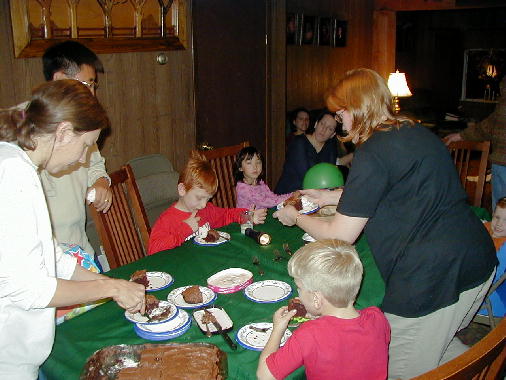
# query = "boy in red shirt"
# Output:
<box><xmin>257</xmin><ymin>239</ymin><xmax>390</xmax><ymax>380</ymax></box>
<box><xmin>148</xmin><ymin>151</ymin><xmax>267</xmax><ymax>254</ymax></box>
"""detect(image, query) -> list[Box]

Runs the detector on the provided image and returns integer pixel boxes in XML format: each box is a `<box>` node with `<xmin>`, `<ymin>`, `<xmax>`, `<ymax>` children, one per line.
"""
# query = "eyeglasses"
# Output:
<box><xmin>76</xmin><ymin>79</ymin><xmax>99</xmax><ymax>91</ymax></box>
<box><xmin>334</xmin><ymin>110</ymin><xmax>344</xmax><ymax>124</ymax></box>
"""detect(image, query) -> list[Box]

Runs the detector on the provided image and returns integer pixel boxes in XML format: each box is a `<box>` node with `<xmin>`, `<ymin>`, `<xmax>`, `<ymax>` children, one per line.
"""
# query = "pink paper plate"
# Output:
<box><xmin>207</xmin><ymin>268</ymin><xmax>253</xmax><ymax>294</ymax></box>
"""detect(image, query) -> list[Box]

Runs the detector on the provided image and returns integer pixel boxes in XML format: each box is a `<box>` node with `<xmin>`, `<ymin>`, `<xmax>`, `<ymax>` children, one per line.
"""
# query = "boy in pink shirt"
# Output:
<box><xmin>257</xmin><ymin>239</ymin><xmax>390</xmax><ymax>380</ymax></box>
<box><xmin>148</xmin><ymin>151</ymin><xmax>267</xmax><ymax>254</ymax></box>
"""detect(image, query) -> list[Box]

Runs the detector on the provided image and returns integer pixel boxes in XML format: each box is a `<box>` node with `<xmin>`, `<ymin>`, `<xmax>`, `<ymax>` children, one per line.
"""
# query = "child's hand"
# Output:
<box><xmin>252</xmin><ymin>208</ymin><xmax>267</xmax><ymax>224</ymax></box>
<box><xmin>184</xmin><ymin>211</ymin><xmax>200</xmax><ymax>231</ymax></box>
<box><xmin>272</xmin><ymin>306</ymin><xmax>297</xmax><ymax>331</ymax></box>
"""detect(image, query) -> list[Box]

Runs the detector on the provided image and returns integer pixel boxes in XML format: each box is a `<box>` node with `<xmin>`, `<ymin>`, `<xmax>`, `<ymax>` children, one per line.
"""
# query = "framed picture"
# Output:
<box><xmin>301</xmin><ymin>14</ymin><xmax>317</xmax><ymax>45</ymax></box>
<box><xmin>333</xmin><ymin>19</ymin><xmax>347</xmax><ymax>47</ymax></box>
<box><xmin>317</xmin><ymin>17</ymin><xmax>332</xmax><ymax>46</ymax></box>
<box><xmin>286</xmin><ymin>13</ymin><xmax>301</xmax><ymax>45</ymax></box>
<box><xmin>461</xmin><ymin>49</ymin><xmax>505</xmax><ymax>102</ymax></box>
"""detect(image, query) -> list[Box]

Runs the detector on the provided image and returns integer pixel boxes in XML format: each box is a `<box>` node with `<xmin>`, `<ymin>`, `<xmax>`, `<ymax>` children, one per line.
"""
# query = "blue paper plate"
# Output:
<box><xmin>134</xmin><ymin>319</ymin><xmax>191</xmax><ymax>341</ymax></box>
<box><xmin>243</xmin><ymin>280</ymin><xmax>292</xmax><ymax>304</ymax></box>
<box><xmin>145</xmin><ymin>271</ymin><xmax>174</xmax><ymax>292</ymax></box>
<box><xmin>235</xmin><ymin>323</ymin><xmax>292</xmax><ymax>351</ymax></box>
<box><xmin>124</xmin><ymin>301</ymin><xmax>178</xmax><ymax>325</ymax></box>
<box><xmin>167</xmin><ymin>286</ymin><xmax>217</xmax><ymax>309</ymax></box>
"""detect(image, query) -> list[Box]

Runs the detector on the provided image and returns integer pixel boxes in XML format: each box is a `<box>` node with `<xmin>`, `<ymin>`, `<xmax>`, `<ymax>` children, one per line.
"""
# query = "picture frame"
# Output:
<box><xmin>301</xmin><ymin>14</ymin><xmax>317</xmax><ymax>46</ymax></box>
<box><xmin>286</xmin><ymin>13</ymin><xmax>302</xmax><ymax>45</ymax></box>
<box><xmin>333</xmin><ymin>19</ymin><xmax>347</xmax><ymax>47</ymax></box>
<box><xmin>461</xmin><ymin>49</ymin><xmax>505</xmax><ymax>102</ymax></box>
<box><xmin>317</xmin><ymin>16</ymin><xmax>332</xmax><ymax>46</ymax></box>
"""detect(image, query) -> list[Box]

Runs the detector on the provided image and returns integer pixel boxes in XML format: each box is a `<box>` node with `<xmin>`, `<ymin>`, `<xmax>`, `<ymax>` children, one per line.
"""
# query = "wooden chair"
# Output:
<box><xmin>202</xmin><ymin>141</ymin><xmax>250</xmax><ymax>208</ymax></box>
<box><xmin>411</xmin><ymin>317</ymin><xmax>506</xmax><ymax>379</ymax></box>
<box><xmin>447</xmin><ymin>140</ymin><xmax>490</xmax><ymax>208</ymax></box>
<box><xmin>88</xmin><ymin>164</ymin><xmax>151</xmax><ymax>270</ymax></box>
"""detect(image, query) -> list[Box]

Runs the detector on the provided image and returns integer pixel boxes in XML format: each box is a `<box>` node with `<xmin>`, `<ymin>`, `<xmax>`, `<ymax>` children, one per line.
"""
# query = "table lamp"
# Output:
<box><xmin>387</xmin><ymin>70</ymin><xmax>412</xmax><ymax>114</ymax></box>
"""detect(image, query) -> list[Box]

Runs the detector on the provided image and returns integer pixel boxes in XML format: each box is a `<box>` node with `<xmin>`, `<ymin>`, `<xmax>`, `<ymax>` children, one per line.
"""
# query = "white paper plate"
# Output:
<box><xmin>136</xmin><ymin>309</ymin><xmax>190</xmax><ymax>334</ymax></box>
<box><xmin>193</xmin><ymin>307</ymin><xmax>233</xmax><ymax>334</ymax></box>
<box><xmin>244</xmin><ymin>280</ymin><xmax>292</xmax><ymax>303</ymax></box>
<box><xmin>235</xmin><ymin>323</ymin><xmax>292</xmax><ymax>351</ymax></box>
<box><xmin>276</xmin><ymin>196</ymin><xmax>319</xmax><ymax>215</ymax></box>
<box><xmin>193</xmin><ymin>231</ymin><xmax>231</xmax><ymax>246</ymax></box>
<box><xmin>207</xmin><ymin>268</ymin><xmax>253</xmax><ymax>292</ymax></box>
<box><xmin>124</xmin><ymin>301</ymin><xmax>178</xmax><ymax>325</ymax></box>
<box><xmin>167</xmin><ymin>286</ymin><xmax>217</xmax><ymax>309</ymax></box>
<box><xmin>302</xmin><ymin>233</ymin><xmax>316</xmax><ymax>243</ymax></box>
<box><xmin>145</xmin><ymin>271</ymin><xmax>174</xmax><ymax>292</ymax></box>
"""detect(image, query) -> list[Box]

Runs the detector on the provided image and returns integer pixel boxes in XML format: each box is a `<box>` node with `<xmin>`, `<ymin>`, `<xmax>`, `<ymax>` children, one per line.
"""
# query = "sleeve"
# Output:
<box><xmin>276</xmin><ymin>138</ymin><xmax>311</xmax><ymax>194</ymax></box>
<box><xmin>0</xmin><ymin>158</ymin><xmax>57</xmax><ymax>309</ymax></box>
<box><xmin>338</xmin><ymin>148</ymin><xmax>389</xmax><ymax>218</ymax></box>
<box><xmin>148</xmin><ymin>209</ymin><xmax>194</xmax><ymax>254</ymax></box>
<box><xmin>265</xmin><ymin>333</ymin><xmax>305</xmax><ymax>380</ymax></box>
<box><xmin>53</xmin><ymin>239</ymin><xmax>77</xmax><ymax>280</ymax></box>
<box><xmin>199</xmin><ymin>203</ymin><xmax>247</xmax><ymax>228</ymax></box>
<box><xmin>87</xmin><ymin>144</ymin><xmax>110</xmax><ymax>187</ymax></box>
<box><xmin>460</xmin><ymin>117</ymin><xmax>494</xmax><ymax>142</ymax></box>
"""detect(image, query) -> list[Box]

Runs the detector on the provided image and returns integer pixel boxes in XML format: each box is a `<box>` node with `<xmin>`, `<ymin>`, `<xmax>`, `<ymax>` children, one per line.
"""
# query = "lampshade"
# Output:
<box><xmin>388</xmin><ymin>70</ymin><xmax>412</xmax><ymax>97</ymax></box>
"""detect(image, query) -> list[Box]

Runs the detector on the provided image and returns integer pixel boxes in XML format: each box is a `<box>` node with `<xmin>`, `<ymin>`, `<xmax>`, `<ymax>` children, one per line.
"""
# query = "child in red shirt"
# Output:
<box><xmin>148</xmin><ymin>151</ymin><xmax>267</xmax><ymax>254</ymax></box>
<box><xmin>257</xmin><ymin>239</ymin><xmax>390</xmax><ymax>380</ymax></box>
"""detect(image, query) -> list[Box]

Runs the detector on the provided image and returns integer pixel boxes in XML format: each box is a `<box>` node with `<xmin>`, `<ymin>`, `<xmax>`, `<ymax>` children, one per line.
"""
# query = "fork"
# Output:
<box><xmin>252</xmin><ymin>256</ymin><xmax>265</xmax><ymax>276</ymax></box>
<box><xmin>282</xmin><ymin>243</ymin><xmax>293</xmax><ymax>256</ymax></box>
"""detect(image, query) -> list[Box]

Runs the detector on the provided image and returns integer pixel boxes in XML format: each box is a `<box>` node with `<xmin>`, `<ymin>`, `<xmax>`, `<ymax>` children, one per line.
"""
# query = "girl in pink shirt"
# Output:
<box><xmin>234</xmin><ymin>146</ymin><xmax>292</xmax><ymax>209</ymax></box>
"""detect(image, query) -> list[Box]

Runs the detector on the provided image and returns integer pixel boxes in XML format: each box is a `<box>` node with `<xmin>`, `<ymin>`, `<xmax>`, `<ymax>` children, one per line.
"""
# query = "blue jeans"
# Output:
<box><xmin>492</xmin><ymin>163</ymin><xmax>506</xmax><ymax>209</ymax></box>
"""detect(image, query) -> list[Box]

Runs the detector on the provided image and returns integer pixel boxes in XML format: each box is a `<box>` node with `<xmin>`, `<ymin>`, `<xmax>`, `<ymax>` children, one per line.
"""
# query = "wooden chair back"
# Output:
<box><xmin>411</xmin><ymin>317</ymin><xmax>506</xmax><ymax>379</ymax></box>
<box><xmin>88</xmin><ymin>164</ymin><xmax>151</xmax><ymax>269</ymax></box>
<box><xmin>202</xmin><ymin>141</ymin><xmax>250</xmax><ymax>208</ymax></box>
<box><xmin>447</xmin><ymin>140</ymin><xmax>490</xmax><ymax>207</ymax></box>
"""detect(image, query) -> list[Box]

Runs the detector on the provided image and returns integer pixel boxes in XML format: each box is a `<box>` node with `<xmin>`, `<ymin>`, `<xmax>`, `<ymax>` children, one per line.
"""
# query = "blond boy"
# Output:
<box><xmin>257</xmin><ymin>240</ymin><xmax>390</xmax><ymax>380</ymax></box>
<box><xmin>148</xmin><ymin>151</ymin><xmax>266</xmax><ymax>254</ymax></box>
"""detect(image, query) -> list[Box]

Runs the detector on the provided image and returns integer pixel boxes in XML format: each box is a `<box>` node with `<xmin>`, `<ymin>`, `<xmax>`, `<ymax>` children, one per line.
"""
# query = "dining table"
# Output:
<box><xmin>41</xmin><ymin>210</ymin><xmax>385</xmax><ymax>380</ymax></box>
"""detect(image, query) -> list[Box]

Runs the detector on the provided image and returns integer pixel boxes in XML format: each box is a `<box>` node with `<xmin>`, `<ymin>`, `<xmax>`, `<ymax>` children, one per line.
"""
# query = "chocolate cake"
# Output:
<box><xmin>130</xmin><ymin>269</ymin><xmax>150</xmax><ymax>288</ymax></box>
<box><xmin>288</xmin><ymin>298</ymin><xmax>307</xmax><ymax>318</ymax></box>
<box><xmin>182</xmin><ymin>285</ymin><xmax>203</xmax><ymax>304</ymax></box>
<box><xmin>283</xmin><ymin>191</ymin><xmax>303</xmax><ymax>211</ymax></box>
<box><xmin>116</xmin><ymin>345</ymin><xmax>223</xmax><ymax>380</ymax></box>
<box><xmin>204</xmin><ymin>229</ymin><xmax>221</xmax><ymax>243</ymax></box>
<box><xmin>144</xmin><ymin>295</ymin><xmax>172</xmax><ymax>322</ymax></box>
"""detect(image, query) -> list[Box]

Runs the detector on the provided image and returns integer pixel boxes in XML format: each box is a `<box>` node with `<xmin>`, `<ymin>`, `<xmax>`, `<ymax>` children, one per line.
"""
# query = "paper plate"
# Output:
<box><xmin>124</xmin><ymin>301</ymin><xmax>178</xmax><ymax>325</ymax></box>
<box><xmin>244</xmin><ymin>280</ymin><xmax>292</xmax><ymax>303</ymax></box>
<box><xmin>276</xmin><ymin>196</ymin><xmax>319</xmax><ymax>215</ymax></box>
<box><xmin>134</xmin><ymin>316</ymin><xmax>192</xmax><ymax>341</ymax></box>
<box><xmin>145</xmin><ymin>271</ymin><xmax>174</xmax><ymax>292</ymax></box>
<box><xmin>193</xmin><ymin>231</ymin><xmax>231</xmax><ymax>246</ymax></box>
<box><xmin>136</xmin><ymin>309</ymin><xmax>190</xmax><ymax>334</ymax></box>
<box><xmin>302</xmin><ymin>233</ymin><xmax>316</xmax><ymax>244</ymax></box>
<box><xmin>167</xmin><ymin>286</ymin><xmax>217</xmax><ymax>309</ymax></box>
<box><xmin>207</xmin><ymin>268</ymin><xmax>253</xmax><ymax>294</ymax></box>
<box><xmin>193</xmin><ymin>307</ymin><xmax>233</xmax><ymax>334</ymax></box>
<box><xmin>235</xmin><ymin>323</ymin><xmax>292</xmax><ymax>351</ymax></box>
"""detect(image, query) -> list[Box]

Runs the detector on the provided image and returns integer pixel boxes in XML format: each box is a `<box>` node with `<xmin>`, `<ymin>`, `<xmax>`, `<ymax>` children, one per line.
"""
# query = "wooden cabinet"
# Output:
<box><xmin>9</xmin><ymin>0</ymin><xmax>188</xmax><ymax>58</ymax></box>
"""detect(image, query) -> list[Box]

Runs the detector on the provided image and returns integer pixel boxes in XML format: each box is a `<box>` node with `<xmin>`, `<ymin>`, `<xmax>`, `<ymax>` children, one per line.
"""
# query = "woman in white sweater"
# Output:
<box><xmin>0</xmin><ymin>80</ymin><xmax>145</xmax><ymax>379</ymax></box>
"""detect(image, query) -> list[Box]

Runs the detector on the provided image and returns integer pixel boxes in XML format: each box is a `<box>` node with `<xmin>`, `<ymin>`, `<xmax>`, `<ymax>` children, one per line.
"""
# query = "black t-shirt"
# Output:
<box><xmin>339</xmin><ymin>123</ymin><xmax>497</xmax><ymax>317</ymax></box>
<box><xmin>275</xmin><ymin>135</ymin><xmax>340</xmax><ymax>194</ymax></box>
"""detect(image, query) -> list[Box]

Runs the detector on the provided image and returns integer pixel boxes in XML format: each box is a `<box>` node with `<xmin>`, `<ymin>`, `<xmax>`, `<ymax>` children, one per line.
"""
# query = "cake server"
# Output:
<box><xmin>204</xmin><ymin>309</ymin><xmax>237</xmax><ymax>350</ymax></box>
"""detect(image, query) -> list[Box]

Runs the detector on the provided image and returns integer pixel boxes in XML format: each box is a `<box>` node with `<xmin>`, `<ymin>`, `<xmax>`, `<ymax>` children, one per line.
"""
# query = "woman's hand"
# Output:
<box><xmin>273</xmin><ymin>205</ymin><xmax>299</xmax><ymax>226</ymax></box>
<box><xmin>252</xmin><ymin>208</ymin><xmax>267</xmax><ymax>224</ymax></box>
<box><xmin>110</xmin><ymin>279</ymin><xmax>146</xmax><ymax>315</ymax></box>
<box><xmin>90</xmin><ymin>177</ymin><xmax>113</xmax><ymax>213</ymax></box>
<box><xmin>301</xmin><ymin>188</ymin><xmax>343</xmax><ymax>207</ymax></box>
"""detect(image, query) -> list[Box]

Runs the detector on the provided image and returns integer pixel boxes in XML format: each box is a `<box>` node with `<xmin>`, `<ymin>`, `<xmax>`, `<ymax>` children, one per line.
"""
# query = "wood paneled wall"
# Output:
<box><xmin>286</xmin><ymin>0</ymin><xmax>375</xmax><ymax>111</ymax></box>
<box><xmin>0</xmin><ymin>1</ymin><xmax>195</xmax><ymax>173</ymax></box>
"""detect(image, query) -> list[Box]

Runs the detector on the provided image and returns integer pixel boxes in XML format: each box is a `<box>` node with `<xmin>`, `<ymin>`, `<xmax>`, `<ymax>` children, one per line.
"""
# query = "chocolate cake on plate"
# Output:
<box><xmin>288</xmin><ymin>298</ymin><xmax>307</xmax><ymax>318</ymax></box>
<box><xmin>130</xmin><ymin>269</ymin><xmax>149</xmax><ymax>288</ymax></box>
<box><xmin>204</xmin><ymin>229</ymin><xmax>221</xmax><ymax>243</ymax></box>
<box><xmin>182</xmin><ymin>285</ymin><xmax>204</xmax><ymax>304</ymax></box>
<box><xmin>283</xmin><ymin>191</ymin><xmax>303</xmax><ymax>211</ymax></box>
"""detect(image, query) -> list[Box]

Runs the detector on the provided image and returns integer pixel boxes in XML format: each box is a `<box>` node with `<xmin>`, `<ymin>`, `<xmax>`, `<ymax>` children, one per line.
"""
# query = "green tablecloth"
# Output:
<box><xmin>42</xmin><ymin>213</ymin><xmax>385</xmax><ymax>379</ymax></box>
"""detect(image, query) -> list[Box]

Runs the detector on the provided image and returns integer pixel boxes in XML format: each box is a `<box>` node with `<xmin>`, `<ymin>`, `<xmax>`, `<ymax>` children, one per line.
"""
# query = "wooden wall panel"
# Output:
<box><xmin>286</xmin><ymin>0</ymin><xmax>375</xmax><ymax>111</ymax></box>
<box><xmin>0</xmin><ymin>1</ymin><xmax>195</xmax><ymax>173</ymax></box>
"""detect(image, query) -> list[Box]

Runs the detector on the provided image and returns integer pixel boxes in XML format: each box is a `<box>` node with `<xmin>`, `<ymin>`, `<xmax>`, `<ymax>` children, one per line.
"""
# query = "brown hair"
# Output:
<box><xmin>178</xmin><ymin>150</ymin><xmax>218</xmax><ymax>194</ymax></box>
<box><xmin>0</xmin><ymin>79</ymin><xmax>109</xmax><ymax>150</ymax></box>
<box><xmin>496</xmin><ymin>197</ymin><xmax>506</xmax><ymax>211</ymax></box>
<box><xmin>325</xmin><ymin>68</ymin><xmax>413</xmax><ymax>145</ymax></box>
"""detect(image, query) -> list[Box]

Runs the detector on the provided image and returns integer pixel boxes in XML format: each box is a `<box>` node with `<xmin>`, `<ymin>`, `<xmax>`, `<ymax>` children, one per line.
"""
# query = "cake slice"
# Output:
<box><xmin>130</xmin><ymin>269</ymin><xmax>149</xmax><ymax>288</ymax></box>
<box><xmin>283</xmin><ymin>191</ymin><xmax>303</xmax><ymax>211</ymax></box>
<box><xmin>182</xmin><ymin>285</ymin><xmax>204</xmax><ymax>304</ymax></box>
<box><xmin>288</xmin><ymin>298</ymin><xmax>307</xmax><ymax>318</ymax></box>
<box><xmin>204</xmin><ymin>229</ymin><xmax>221</xmax><ymax>243</ymax></box>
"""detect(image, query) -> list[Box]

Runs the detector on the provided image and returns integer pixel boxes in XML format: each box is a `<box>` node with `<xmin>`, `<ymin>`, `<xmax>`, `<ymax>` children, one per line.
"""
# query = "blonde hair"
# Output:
<box><xmin>325</xmin><ymin>68</ymin><xmax>413</xmax><ymax>145</ymax></box>
<box><xmin>178</xmin><ymin>150</ymin><xmax>218</xmax><ymax>194</ymax></box>
<box><xmin>287</xmin><ymin>239</ymin><xmax>363</xmax><ymax>308</ymax></box>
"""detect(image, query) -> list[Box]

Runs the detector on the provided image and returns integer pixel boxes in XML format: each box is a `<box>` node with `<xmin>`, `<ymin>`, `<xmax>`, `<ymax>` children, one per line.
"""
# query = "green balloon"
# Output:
<box><xmin>303</xmin><ymin>163</ymin><xmax>344</xmax><ymax>189</ymax></box>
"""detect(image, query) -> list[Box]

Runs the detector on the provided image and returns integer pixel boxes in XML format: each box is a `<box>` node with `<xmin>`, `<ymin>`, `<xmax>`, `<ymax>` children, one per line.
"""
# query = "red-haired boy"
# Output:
<box><xmin>148</xmin><ymin>151</ymin><xmax>267</xmax><ymax>254</ymax></box>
